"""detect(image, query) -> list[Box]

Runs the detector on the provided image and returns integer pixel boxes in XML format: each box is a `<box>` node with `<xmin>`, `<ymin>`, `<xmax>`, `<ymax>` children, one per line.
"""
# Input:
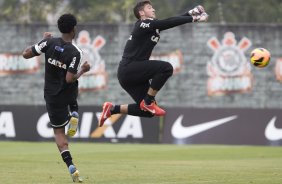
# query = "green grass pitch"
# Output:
<box><xmin>0</xmin><ymin>141</ymin><xmax>282</xmax><ymax>184</ymax></box>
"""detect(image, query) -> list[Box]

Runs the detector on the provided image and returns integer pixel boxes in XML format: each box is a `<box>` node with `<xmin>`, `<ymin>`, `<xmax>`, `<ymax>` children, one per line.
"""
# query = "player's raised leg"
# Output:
<box><xmin>138</xmin><ymin>61</ymin><xmax>173</xmax><ymax>116</ymax></box>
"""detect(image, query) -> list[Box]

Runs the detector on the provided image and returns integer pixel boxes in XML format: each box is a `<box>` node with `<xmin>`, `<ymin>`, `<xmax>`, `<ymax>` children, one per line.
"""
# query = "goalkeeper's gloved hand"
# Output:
<box><xmin>188</xmin><ymin>5</ymin><xmax>205</xmax><ymax>16</ymax></box>
<box><xmin>192</xmin><ymin>12</ymin><xmax>209</xmax><ymax>22</ymax></box>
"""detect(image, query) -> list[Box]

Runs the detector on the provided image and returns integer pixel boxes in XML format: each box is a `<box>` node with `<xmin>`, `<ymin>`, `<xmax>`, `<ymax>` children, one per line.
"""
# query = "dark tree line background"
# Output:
<box><xmin>0</xmin><ymin>0</ymin><xmax>281</xmax><ymax>24</ymax></box>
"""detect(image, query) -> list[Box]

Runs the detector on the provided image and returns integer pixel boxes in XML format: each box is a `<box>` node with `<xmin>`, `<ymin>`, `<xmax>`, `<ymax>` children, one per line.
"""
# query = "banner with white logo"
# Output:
<box><xmin>162</xmin><ymin>108</ymin><xmax>282</xmax><ymax>145</ymax></box>
<box><xmin>0</xmin><ymin>53</ymin><xmax>40</xmax><ymax>76</ymax></box>
<box><xmin>207</xmin><ymin>32</ymin><xmax>253</xmax><ymax>96</ymax></box>
<box><xmin>76</xmin><ymin>30</ymin><xmax>108</xmax><ymax>92</ymax></box>
<box><xmin>0</xmin><ymin>106</ymin><xmax>160</xmax><ymax>143</ymax></box>
<box><xmin>2</xmin><ymin>106</ymin><xmax>282</xmax><ymax>145</ymax></box>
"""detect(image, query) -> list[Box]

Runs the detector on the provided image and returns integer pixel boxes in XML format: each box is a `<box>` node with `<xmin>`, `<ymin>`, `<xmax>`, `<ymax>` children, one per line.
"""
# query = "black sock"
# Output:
<box><xmin>61</xmin><ymin>150</ymin><xmax>74</xmax><ymax>168</ymax></box>
<box><xmin>110</xmin><ymin>105</ymin><xmax>120</xmax><ymax>115</ymax></box>
<box><xmin>144</xmin><ymin>94</ymin><xmax>155</xmax><ymax>105</ymax></box>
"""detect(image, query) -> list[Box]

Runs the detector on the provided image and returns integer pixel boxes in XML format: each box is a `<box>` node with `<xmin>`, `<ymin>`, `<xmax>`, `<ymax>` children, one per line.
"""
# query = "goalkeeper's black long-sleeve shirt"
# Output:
<box><xmin>121</xmin><ymin>15</ymin><xmax>193</xmax><ymax>63</ymax></box>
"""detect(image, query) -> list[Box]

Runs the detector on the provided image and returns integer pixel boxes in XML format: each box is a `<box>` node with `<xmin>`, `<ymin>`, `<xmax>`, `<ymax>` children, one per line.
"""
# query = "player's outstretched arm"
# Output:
<box><xmin>151</xmin><ymin>5</ymin><xmax>208</xmax><ymax>31</ymax></box>
<box><xmin>151</xmin><ymin>16</ymin><xmax>193</xmax><ymax>31</ymax></box>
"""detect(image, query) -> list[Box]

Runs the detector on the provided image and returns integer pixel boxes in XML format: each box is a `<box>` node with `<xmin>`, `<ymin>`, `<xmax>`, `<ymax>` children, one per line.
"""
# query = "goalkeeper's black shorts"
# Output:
<box><xmin>118</xmin><ymin>59</ymin><xmax>173</xmax><ymax>103</ymax></box>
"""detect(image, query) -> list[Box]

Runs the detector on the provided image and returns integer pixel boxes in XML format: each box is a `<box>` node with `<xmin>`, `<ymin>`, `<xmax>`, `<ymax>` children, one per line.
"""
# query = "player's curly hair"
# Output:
<box><xmin>133</xmin><ymin>0</ymin><xmax>152</xmax><ymax>19</ymax></box>
<box><xmin>57</xmin><ymin>13</ymin><xmax>77</xmax><ymax>34</ymax></box>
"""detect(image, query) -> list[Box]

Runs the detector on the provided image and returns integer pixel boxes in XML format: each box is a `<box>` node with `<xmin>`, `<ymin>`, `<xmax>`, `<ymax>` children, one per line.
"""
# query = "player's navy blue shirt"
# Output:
<box><xmin>32</xmin><ymin>37</ymin><xmax>82</xmax><ymax>103</ymax></box>
<box><xmin>121</xmin><ymin>15</ymin><xmax>193</xmax><ymax>63</ymax></box>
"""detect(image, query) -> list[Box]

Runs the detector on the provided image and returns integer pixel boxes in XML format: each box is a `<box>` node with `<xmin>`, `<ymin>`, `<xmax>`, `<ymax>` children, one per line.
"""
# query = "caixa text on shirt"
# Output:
<box><xmin>47</xmin><ymin>58</ymin><xmax>67</xmax><ymax>69</ymax></box>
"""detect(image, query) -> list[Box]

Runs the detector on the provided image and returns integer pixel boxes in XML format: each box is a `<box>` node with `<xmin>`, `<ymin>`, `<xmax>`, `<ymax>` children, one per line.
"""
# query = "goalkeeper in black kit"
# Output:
<box><xmin>99</xmin><ymin>0</ymin><xmax>208</xmax><ymax>126</ymax></box>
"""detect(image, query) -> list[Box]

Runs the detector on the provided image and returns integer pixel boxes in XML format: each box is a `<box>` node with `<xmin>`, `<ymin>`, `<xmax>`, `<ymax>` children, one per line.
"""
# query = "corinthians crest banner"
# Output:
<box><xmin>207</xmin><ymin>32</ymin><xmax>253</xmax><ymax>96</ymax></box>
<box><xmin>76</xmin><ymin>30</ymin><xmax>107</xmax><ymax>92</ymax></box>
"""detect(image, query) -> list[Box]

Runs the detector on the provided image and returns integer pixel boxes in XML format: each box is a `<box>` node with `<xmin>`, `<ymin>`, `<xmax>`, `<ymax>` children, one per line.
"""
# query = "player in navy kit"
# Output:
<box><xmin>98</xmin><ymin>1</ymin><xmax>208</xmax><ymax>126</ymax></box>
<box><xmin>22</xmin><ymin>14</ymin><xmax>90</xmax><ymax>182</ymax></box>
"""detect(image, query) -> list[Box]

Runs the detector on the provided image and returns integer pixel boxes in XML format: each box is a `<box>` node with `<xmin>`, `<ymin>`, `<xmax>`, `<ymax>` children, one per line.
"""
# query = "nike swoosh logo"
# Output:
<box><xmin>103</xmin><ymin>106</ymin><xmax>110</xmax><ymax>119</ymax></box>
<box><xmin>142</xmin><ymin>106</ymin><xmax>156</xmax><ymax>114</ymax></box>
<box><xmin>265</xmin><ymin>117</ymin><xmax>282</xmax><ymax>141</ymax></box>
<box><xmin>171</xmin><ymin>115</ymin><xmax>238</xmax><ymax>139</ymax></box>
<box><xmin>146</xmin><ymin>108</ymin><xmax>155</xmax><ymax>114</ymax></box>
